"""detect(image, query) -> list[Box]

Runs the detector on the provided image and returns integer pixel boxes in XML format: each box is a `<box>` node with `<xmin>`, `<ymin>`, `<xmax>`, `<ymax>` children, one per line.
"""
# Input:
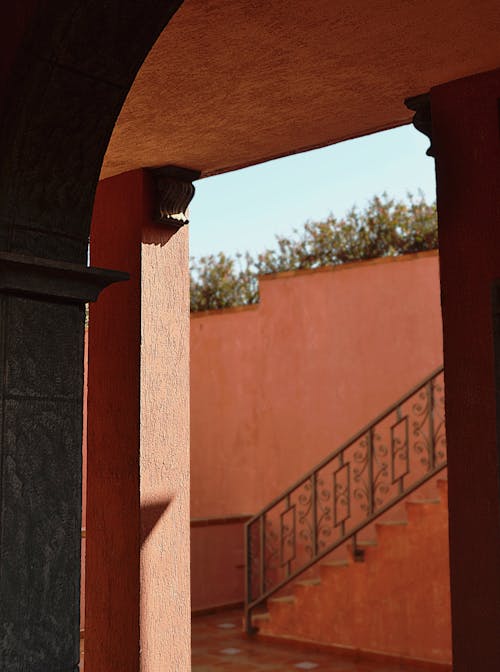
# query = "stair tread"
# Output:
<box><xmin>269</xmin><ymin>595</ymin><xmax>296</xmax><ymax>604</ymax></box>
<box><xmin>245</xmin><ymin>374</ymin><xmax>447</xmax><ymax>626</ymax></box>
<box><xmin>252</xmin><ymin>612</ymin><xmax>270</xmax><ymax>621</ymax></box>
<box><xmin>408</xmin><ymin>498</ymin><xmax>440</xmax><ymax>504</ymax></box>
<box><xmin>295</xmin><ymin>578</ymin><xmax>321</xmax><ymax>587</ymax></box>
<box><xmin>321</xmin><ymin>559</ymin><xmax>350</xmax><ymax>568</ymax></box>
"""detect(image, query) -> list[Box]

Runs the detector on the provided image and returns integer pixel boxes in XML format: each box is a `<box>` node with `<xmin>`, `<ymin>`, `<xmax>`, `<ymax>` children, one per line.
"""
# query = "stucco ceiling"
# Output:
<box><xmin>101</xmin><ymin>0</ymin><xmax>500</xmax><ymax>179</ymax></box>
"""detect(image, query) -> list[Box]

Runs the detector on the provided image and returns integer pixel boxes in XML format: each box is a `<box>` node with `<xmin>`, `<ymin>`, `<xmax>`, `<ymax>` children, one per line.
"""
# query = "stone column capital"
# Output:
<box><xmin>0</xmin><ymin>252</ymin><xmax>128</xmax><ymax>303</ymax></box>
<box><xmin>405</xmin><ymin>93</ymin><xmax>434</xmax><ymax>157</ymax></box>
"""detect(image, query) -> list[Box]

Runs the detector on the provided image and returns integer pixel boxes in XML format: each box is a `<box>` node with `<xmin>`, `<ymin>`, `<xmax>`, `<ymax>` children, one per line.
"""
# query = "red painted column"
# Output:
<box><xmin>85</xmin><ymin>169</ymin><xmax>191</xmax><ymax>670</ymax></box>
<box><xmin>431</xmin><ymin>68</ymin><xmax>500</xmax><ymax>671</ymax></box>
<box><xmin>85</xmin><ymin>171</ymin><xmax>143</xmax><ymax>671</ymax></box>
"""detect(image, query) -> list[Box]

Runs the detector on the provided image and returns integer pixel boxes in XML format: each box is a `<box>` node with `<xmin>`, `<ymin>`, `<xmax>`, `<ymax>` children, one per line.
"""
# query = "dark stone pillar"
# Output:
<box><xmin>409</xmin><ymin>68</ymin><xmax>500</xmax><ymax>671</ymax></box>
<box><xmin>0</xmin><ymin>255</ymin><xmax>126</xmax><ymax>670</ymax></box>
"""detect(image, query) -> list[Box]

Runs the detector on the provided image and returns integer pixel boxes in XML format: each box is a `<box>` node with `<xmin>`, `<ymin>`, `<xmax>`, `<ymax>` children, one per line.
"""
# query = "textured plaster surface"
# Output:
<box><xmin>191</xmin><ymin>252</ymin><xmax>443</xmax><ymax>519</ymax></box>
<box><xmin>87</xmin><ymin>170</ymin><xmax>191</xmax><ymax>671</ymax></box>
<box><xmin>103</xmin><ymin>0</ymin><xmax>500</xmax><ymax>178</ymax></box>
<box><xmin>191</xmin><ymin>520</ymin><xmax>247</xmax><ymax>611</ymax></box>
<box><xmin>140</xmin><ymin>224</ymin><xmax>191</xmax><ymax>670</ymax></box>
<box><xmin>190</xmin><ymin>252</ymin><xmax>444</xmax><ymax>612</ymax></box>
<box><xmin>260</xmin><ymin>481</ymin><xmax>451</xmax><ymax>664</ymax></box>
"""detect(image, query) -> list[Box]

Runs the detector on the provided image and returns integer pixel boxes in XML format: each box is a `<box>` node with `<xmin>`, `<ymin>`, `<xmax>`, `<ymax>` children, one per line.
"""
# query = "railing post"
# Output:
<box><xmin>311</xmin><ymin>473</ymin><xmax>318</xmax><ymax>558</ymax></box>
<box><xmin>244</xmin><ymin>525</ymin><xmax>252</xmax><ymax>632</ymax></box>
<box><xmin>286</xmin><ymin>494</ymin><xmax>292</xmax><ymax>579</ymax></box>
<box><xmin>244</xmin><ymin>522</ymin><xmax>253</xmax><ymax>634</ymax></box>
<box><xmin>367</xmin><ymin>427</ymin><xmax>375</xmax><ymax>515</ymax></box>
<box><xmin>338</xmin><ymin>452</ymin><xmax>346</xmax><ymax>537</ymax></box>
<box><xmin>428</xmin><ymin>379</ymin><xmax>436</xmax><ymax>471</ymax></box>
<box><xmin>352</xmin><ymin>532</ymin><xmax>365</xmax><ymax>562</ymax></box>
<box><xmin>259</xmin><ymin>514</ymin><xmax>266</xmax><ymax>599</ymax></box>
<box><xmin>396</xmin><ymin>404</ymin><xmax>405</xmax><ymax>495</ymax></box>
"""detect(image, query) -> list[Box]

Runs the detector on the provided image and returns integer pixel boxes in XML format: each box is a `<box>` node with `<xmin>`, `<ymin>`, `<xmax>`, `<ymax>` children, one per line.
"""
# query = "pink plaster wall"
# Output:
<box><xmin>258</xmin><ymin>480</ymin><xmax>451</xmax><ymax>664</ymax></box>
<box><xmin>191</xmin><ymin>518</ymin><xmax>249</xmax><ymax>613</ymax></box>
<box><xmin>191</xmin><ymin>251</ymin><xmax>443</xmax><ymax>519</ymax></box>
<box><xmin>190</xmin><ymin>251</ymin><xmax>443</xmax><ymax>611</ymax></box>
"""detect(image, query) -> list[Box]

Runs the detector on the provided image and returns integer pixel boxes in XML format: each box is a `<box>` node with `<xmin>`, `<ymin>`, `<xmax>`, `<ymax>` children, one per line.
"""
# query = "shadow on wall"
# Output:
<box><xmin>141</xmin><ymin>499</ymin><xmax>173</xmax><ymax>547</ymax></box>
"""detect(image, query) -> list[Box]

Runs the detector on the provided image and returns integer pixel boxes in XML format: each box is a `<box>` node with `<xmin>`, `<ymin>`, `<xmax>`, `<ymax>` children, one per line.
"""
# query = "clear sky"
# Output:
<box><xmin>188</xmin><ymin>124</ymin><xmax>436</xmax><ymax>261</ymax></box>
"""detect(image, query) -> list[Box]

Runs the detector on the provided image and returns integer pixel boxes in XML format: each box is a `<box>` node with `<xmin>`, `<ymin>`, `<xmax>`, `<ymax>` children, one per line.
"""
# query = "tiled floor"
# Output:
<box><xmin>192</xmin><ymin>610</ymin><xmax>426</xmax><ymax>671</ymax></box>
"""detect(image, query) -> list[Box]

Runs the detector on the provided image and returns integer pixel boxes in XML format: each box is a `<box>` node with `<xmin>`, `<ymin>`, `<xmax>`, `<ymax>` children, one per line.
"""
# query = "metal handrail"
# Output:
<box><xmin>244</xmin><ymin>367</ymin><xmax>446</xmax><ymax>632</ymax></box>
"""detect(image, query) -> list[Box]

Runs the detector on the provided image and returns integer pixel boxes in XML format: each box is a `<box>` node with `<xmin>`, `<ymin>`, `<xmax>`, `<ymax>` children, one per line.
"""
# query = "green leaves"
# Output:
<box><xmin>190</xmin><ymin>192</ymin><xmax>437</xmax><ymax>312</ymax></box>
<box><xmin>190</xmin><ymin>251</ymin><xmax>259</xmax><ymax>312</ymax></box>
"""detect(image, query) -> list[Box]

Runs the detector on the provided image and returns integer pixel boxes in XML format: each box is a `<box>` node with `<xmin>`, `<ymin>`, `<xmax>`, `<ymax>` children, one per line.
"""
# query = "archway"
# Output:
<box><xmin>1</xmin><ymin>3</ymin><xmax>500</xmax><ymax>671</ymax></box>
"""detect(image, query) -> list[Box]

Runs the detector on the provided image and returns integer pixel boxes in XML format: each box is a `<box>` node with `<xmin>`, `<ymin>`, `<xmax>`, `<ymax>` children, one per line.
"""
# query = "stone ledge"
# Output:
<box><xmin>0</xmin><ymin>251</ymin><xmax>128</xmax><ymax>303</ymax></box>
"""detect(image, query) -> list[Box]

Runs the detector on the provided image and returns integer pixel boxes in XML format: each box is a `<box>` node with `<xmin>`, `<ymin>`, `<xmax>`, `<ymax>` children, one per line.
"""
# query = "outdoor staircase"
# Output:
<box><xmin>244</xmin><ymin>367</ymin><xmax>451</xmax><ymax>666</ymax></box>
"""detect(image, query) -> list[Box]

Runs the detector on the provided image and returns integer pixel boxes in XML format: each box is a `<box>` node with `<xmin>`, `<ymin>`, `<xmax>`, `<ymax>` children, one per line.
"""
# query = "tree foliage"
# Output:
<box><xmin>190</xmin><ymin>193</ymin><xmax>437</xmax><ymax>312</ymax></box>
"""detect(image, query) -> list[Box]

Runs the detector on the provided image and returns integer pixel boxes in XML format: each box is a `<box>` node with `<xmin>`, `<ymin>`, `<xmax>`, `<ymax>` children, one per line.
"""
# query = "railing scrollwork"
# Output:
<box><xmin>245</xmin><ymin>367</ymin><xmax>446</xmax><ymax>632</ymax></box>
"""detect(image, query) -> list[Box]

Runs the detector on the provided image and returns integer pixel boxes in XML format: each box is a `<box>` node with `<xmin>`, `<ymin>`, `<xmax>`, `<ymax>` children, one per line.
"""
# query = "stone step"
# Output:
<box><xmin>409</xmin><ymin>497</ymin><xmax>440</xmax><ymax>504</ymax></box>
<box><xmin>295</xmin><ymin>578</ymin><xmax>321</xmax><ymax>588</ymax></box>
<box><xmin>252</xmin><ymin>612</ymin><xmax>271</xmax><ymax>622</ymax></box>
<box><xmin>269</xmin><ymin>595</ymin><xmax>296</xmax><ymax>605</ymax></box>
<box><xmin>258</xmin><ymin>487</ymin><xmax>451</xmax><ymax>664</ymax></box>
<box><xmin>321</xmin><ymin>559</ymin><xmax>350</xmax><ymax>568</ymax></box>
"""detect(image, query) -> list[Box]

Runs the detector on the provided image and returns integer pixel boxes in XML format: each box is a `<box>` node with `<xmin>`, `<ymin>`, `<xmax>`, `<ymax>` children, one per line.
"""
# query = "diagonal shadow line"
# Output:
<box><xmin>140</xmin><ymin>498</ymin><xmax>172</xmax><ymax>547</ymax></box>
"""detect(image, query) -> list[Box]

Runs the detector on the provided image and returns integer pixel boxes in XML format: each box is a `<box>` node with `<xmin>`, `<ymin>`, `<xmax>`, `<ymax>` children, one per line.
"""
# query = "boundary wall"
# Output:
<box><xmin>190</xmin><ymin>250</ymin><xmax>443</xmax><ymax>611</ymax></box>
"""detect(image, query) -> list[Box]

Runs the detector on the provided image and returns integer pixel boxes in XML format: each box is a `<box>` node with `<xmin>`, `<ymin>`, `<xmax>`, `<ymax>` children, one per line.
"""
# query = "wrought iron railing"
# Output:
<box><xmin>244</xmin><ymin>367</ymin><xmax>446</xmax><ymax>631</ymax></box>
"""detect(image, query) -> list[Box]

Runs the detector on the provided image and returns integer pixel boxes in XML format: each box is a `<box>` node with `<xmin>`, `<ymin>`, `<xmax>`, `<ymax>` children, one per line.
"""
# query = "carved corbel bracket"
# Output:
<box><xmin>150</xmin><ymin>165</ymin><xmax>201</xmax><ymax>228</ymax></box>
<box><xmin>405</xmin><ymin>93</ymin><xmax>434</xmax><ymax>157</ymax></box>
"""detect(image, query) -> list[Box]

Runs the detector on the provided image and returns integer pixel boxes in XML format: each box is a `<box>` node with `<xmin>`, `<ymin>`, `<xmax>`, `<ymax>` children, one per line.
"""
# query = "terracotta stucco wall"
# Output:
<box><xmin>258</xmin><ymin>480</ymin><xmax>451</xmax><ymax>664</ymax></box>
<box><xmin>191</xmin><ymin>251</ymin><xmax>443</xmax><ymax>517</ymax></box>
<box><xmin>191</xmin><ymin>518</ymin><xmax>248</xmax><ymax>613</ymax></box>
<box><xmin>190</xmin><ymin>251</ymin><xmax>443</xmax><ymax>610</ymax></box>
